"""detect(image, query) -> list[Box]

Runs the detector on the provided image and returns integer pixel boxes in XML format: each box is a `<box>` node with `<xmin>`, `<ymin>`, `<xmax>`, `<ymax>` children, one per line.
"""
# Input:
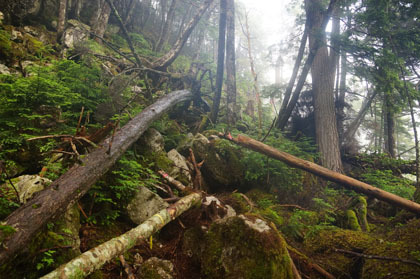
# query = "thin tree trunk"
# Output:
<box><xmin>156</xmin><ymin>0</ymin><xmax>178</xmax><ymax>52</ymax></box>
<box><xmin>57</xmin><ymin>0</ymin><xmax>67</xmax><ymax>38</ymax></box>
<box><xmin>209</xmin><ymin>0</ymin><xmax>227</xmax><ymax>124</ymax></box>
<box><xmin>151</xmin><ymin>0</ymin><xmax>215</xmax><ymax>71</ymax></box>
<box><xmin>384</xmin><ymin>94</ymin><xmax>396</xmax><ymax>158</ymax></box>
<box><xmin>222</xmin><ymin>134</ymin><xmax>420</xmax><ymax>214</ymax></box>
<box><xmin>343</xmin><ymin>89</ymin><xmax>378</xmax><ymax>144</ymax></box>
<box><xmin>337</xmin><ymin>51</ymin><xmax>347</xmax><ymax>141</ymax></box>
<box><xmin>276</xmin><ymin>24</ymin><xmax>308</xmax><ymax>128</ymax></box>
<box><xmin>242</xmin><ymin>12</ymin><xmax>262</xmax><ymax>135</ymax></box>
<box><xmin>225</xmin><ymin>0</ymin><xmax>237</xmax><ymax>126</ymax></box>
<box><xmin>124</xmin><ymin>0</ymin><xmax>137</xmax><ymax>25</ymax></box>
<box><xmin>41</xmin><ymin>193</ymin><xmax>201</xmax><ymax>279</ymax></box>
<box><xmin>0</xmin><ymin>90</ymin><xmax>193</xmax><ymax>266</ymax></box>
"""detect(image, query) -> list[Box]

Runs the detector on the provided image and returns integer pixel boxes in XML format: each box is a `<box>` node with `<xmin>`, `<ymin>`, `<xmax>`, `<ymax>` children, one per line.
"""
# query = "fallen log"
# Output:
<box><xmin>41</xmin><ymin>193</ymin><xmax>202</xmax><ymax>279</ymax></box>
<box><xmin>0</xmin><ymin>90</ymin><xmax>193</xmax><ymax>265</ymax></box>
<box><xmin>222</xmin><ymin>134</ymin><xmax>420</xmax><ymax>215</ymax></box>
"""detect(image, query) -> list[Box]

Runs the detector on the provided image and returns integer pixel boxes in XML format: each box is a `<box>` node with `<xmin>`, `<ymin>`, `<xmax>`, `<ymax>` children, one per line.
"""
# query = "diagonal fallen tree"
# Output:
<box><xmin>41</xmin><ymin>192</ymin><xmax>202</xmax><ymax>279</ymax></box>
<box><xmin>0</xmin><ymin>90</ymin><xmax>193</xmax><ymax>265</ymax></box>
<box><xmin>222</xmin><ymin>134</ymin><xmax>420</xmax><ymax>214</ymax></box>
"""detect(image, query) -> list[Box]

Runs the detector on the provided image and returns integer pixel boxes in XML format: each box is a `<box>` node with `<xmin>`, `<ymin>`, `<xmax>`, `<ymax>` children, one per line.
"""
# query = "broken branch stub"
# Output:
<box><xmin>0</xmin><ymin>90</ymin><xmax>193</xmax><ymax>265</ymax></box>
<box><xmin>224</xmin><ymin>134</ymin><xmax>420</xmax><ymax>215</ymax></box>
<box><xmin>41</xmin><ymin>193</ymin><xmax>202</xmax><ymax>279</ymax></box>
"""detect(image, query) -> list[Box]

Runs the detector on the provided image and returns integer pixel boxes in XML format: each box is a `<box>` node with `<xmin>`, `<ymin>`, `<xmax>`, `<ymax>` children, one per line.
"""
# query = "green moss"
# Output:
<box><xmin>346</xmin><ymin>210</ymin><xmax>362</xmax><ymax>231</ymax></box>
<box><xmin>259</xmin><ymin>208</ymin><xmax>284</xmax><ymax>228</ymax></box>
<box><xmin>353</xmin><ymin>196</ymin><xmax>369</xmax><ymax>232</ymax></box>
<box><xmin>201</xmin><ymin>216</ymin><xmax>293</xmax><ymax>279</ymax></box>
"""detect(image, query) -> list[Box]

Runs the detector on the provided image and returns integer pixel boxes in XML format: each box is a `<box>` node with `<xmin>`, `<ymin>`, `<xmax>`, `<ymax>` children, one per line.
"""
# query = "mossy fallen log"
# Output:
<box><xmin>223</xmin><ymin>134</ymin><xmax>420</xmax><ymax>215</ymax></box>
<box><xmin>0</xmin><ymin>90</ymin><xmax>193</xmax><ymax>265</ymax></box>
<box><xmin>41</xmin><ymin>192</ymin><xmax>202</xmax><ymax>279</ymax></box>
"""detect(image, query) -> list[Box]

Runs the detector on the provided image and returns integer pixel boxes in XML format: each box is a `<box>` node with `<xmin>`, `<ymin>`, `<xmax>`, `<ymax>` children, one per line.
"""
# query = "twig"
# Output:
<box><xmin>163</xmin><ymin>197</ymin><xmax>181</xmax><ymax>203</ymax></box>
<box><xmin>38</xmin><ymin>246</ymin><xmax>73</xmax><ymax>254</ymax></box>
<box><xmin>237</xmin><ymin>192</ymin><xmax>255</xmax><ymax>212</ymax></box>
<box><xmin>260</xmin><ymin>116</ymin><xmax>277</xmax><ymax>143</ymax></box>
<box><xmin>189</xmin><ymin>148</ymin><xmax>203</xmax><ymax>189</ymax></box>
<box><xmin>107</xmin><ymin>120</ymin><xmax>120</xmax><ymax>155</ymax></box>
<box><xmin>334</xmin><ymin>248</ymin><xmax>420</xmax><ymax>268</ymax></box>
<box><xmin>88</xmin><ymin>192</ymin><xmax>97</xmax><ymax>217</ymax></box>
<box><xmin>158</xmin><ymin>171</ymin><xmax>186</xmax><ymax>191</ymax></box>
<box><xmin>77</xmin><ymin>202</ymin><xmax>89</xmax><ymax>219</ymax></box>
<box><xmin>288</xmin><ymin>246</ymin><xmax>335</xmax><ymax>279</ymax></box>
<box><xmin>76</xmin><ymin>107</ymin><xmax>85</xmax><ymax>135</ymax></box>
<box><xmin>50</xmin><ymin>150</ymin><xmax>75</xmax><ymax>156</ymax></box>
<box><xmin>0</xmin><ymin>161</ymin><xmax>20</xmax><ymax>204</ymax></box>
<box><xmin>276</xmin><ymin>204</ymin><xmax>307</xmax><ymax>211</ymax></box>
<box><xmin>119</xmin><ymin>255</ymin><xmax>135</xmax><ymax>279</ymax></box>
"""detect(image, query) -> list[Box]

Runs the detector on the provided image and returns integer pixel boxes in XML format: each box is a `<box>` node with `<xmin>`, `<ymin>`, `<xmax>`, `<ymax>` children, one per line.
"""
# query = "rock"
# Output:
<box><xmin>0</xmin><ymin>64</ymin><xmax>11</xmax><ymax>75</ymax></box>
<box><xmin>62</xmin><ymin>19</ymin><xmax>90</xmax><ymax>48</ymax></box>
<box><xmin>139</xmin><ymin>128</ymin><xmax>166</xmax><ymax>153</ymax></box>
<box><xmin>126</xmin><ymin>187</ymin><xmax>169</xmax><ymax>225</ymax></box>
<box><xmin>136</xmin><ymin>257</ymin><xmax>175</xmax><ymax>279</ymax></box>
<box><xmin>23</xmin><ymin>26</ymin><xmax>39</xmax><ymax>37</ymax></box>
<box><xmin>16</xmin><ymin>175</ymin><xmax>51</xmax><ymax>204</ymax></box>
<box><xmin>11</xmin><ymin>30</ymin><xmax>23</xmax><ymax>42</ymax></box>
<box><xmin>0</xmin><ymin>11</ymin><xmax>4</xmax><ymax>24</ymax></box>
<box><xmin>21</xmin><ymin>60</ymin><xmax>34</xmax><ymax>70</ymax></box>
<box><xmin>167</xmin><ymin>149</ymin><xmax>191</xmax><ymax>184</ymax></box>
<box><xmin>191</xmin><ymin>133</ymin><xmax>210</xmax><ymax>160</ymax></box>
<box><xmin>27</xmin><ymin>0</ymin><xmax>42</xmax><ymax>15</ymax></box>
<box><xmin>201</xmin><ymin>215</ymin><xmax>294</xmax><ymax>278</ymax></box>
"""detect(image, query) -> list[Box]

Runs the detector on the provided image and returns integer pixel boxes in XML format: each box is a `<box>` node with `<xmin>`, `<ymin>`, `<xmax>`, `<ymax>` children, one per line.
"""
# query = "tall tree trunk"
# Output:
<box><xmin>243</xmin><ymin>12</ymin><xmax>262</xmax><ymax>134</ymax></box>
<box><xmin>91</xmin><ymin>0</ymin><xmax>111</xmax><ymax>40</ymax></box>
<box><xmin>57</xmin><ymin>0</ymin><xmax>67</xmax><ymax>38</ymax></box>
<box><xmin>151</xmin><ymin>0</ymin><xmax>214</xmax><ymax>70</ymax></box>
<box><xmin>276</xmin><ymin>0</ymin><xmax>337</xmax><ymax>131</ymax></box>
<box><xmin>124</xmin><ymin>0</ymin><xmax>137</xmax><ymax>25</ymax></box>
<box><xmin>337</xmin><ymin>50</ymin><xmax>347</xmax><ymax>141</ymax></box>
<box><xmin>69</xmin><ymin>0</ymin><xmax>82</xmax><ymax>19</ymax></box>
<box><xmin>156</xmin><ymin>0</ymin><xmax>178</xmax><ymax>52</ymax></box>
<box><xmin>0</xmin><ymin>90</ymin><xmax>193</xmax><ymax>266</ymax></box>
<box><xmin>306</xmin><ymin>0</ymin><xmax>343</xmax><ymax>172</ymax></box>
<box><xmin>384</xmin><ymin>94</ymin><xmax>396</xmax><ymax>158</ymax></box>
<box><xmin>225</xmin><ymin>0</ymin><xmax>237</xmax><ymax>126</ymax></box>
<box><xmin>276</xmin><ymin>25</ymin><xmax>308</xmax><ymax>129</ymax></box>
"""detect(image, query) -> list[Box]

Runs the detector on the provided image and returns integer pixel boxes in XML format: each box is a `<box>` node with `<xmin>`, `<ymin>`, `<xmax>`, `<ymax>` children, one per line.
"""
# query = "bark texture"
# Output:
<box><xmin>155</xmin><ymin>0</ymin><xmax>178</xmax><ymax>52</ymax></box>
<box><xmin>91</xmin><ymin>0</ymin><xmax>111</xmax><ymax>39</ymax></box>
<box><xmin>226</xmin><ymin>134</ymin><xmax>420</xmax><ymax>214</ymax></box>
<box><xmin>0</xmin><ymin>90</ymin><xmax>193</xmax><ymax>265</ymax></box>
<box><xmin>41</xmin><ymin>193</ymin><xmax>202</xmax><ymax>279</ymax></box>
<box><xmin>57</xmin><ymin>0</ymin><xmax>67</xmax><ymax>36</ymax></box>
<box><xmin>210</xmin><ymin>0</ymin><xmax>227</xmax><ymax>124</ymax></box>
<box><xmin>306</xmin><ymin>0</ymin><xmax>343</xmax><ymax>172</ymax></box>
<box><xmin>225</xmin><ymin>0</ymin><xmax>237</xmax><ymax>126</ymax></box>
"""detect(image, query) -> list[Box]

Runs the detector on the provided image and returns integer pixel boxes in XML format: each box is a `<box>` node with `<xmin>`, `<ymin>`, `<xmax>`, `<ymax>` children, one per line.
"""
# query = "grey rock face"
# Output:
<box><xmin>126</xmin><ymin>187</ymin><xmax>169</xmax><ymax>225</ymax></box>
<box><xmin>136</xmin><ymin>257</ymin><xmax>175</xmax><ymax>279</ymax></box>
<box><xmin>167</xmin><ymin>149</ymin><xmax>191</xmax><ymax>183</ymax></box>
<box><xmin>139</xmin><ymin>128</ymin><xmax>166</xmax><ymax>153</ymax></box>
<box><xmin>62</xmin><ymin>19</ymin><xmax>90</xmax><ymax>48</ymax></box>
<box><xmin>16</xmin><ymin>175</ymin><xmax>51</xmax><ymax>204</ymax></box>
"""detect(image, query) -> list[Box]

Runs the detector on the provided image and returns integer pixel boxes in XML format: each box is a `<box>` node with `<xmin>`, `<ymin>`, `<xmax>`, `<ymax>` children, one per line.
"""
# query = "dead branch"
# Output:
<box><xmin>119</xmin><ymin>255</ymin><xmax>135</xmax><ymax>279</ymax></box>
<box><xmin>158</xmin><ymin>170</ymin><xmax>186</xmax><ymax>191</ymax></box>
<box><xmin>41</xmin><ymin>193</ymin><xmax>202</xmax><ymax>278</ymax></box>
<box><xmin>221</xmin><ymin>133</ymin><xmax>420</xmax><ymax>215</ymax></box>
<box><xmin>0</xmin><ymin>90</ymin><xmax>193</xmax><ymax>265</ymax></box>
<box><xmin>334</xmin><ymin>248</ymin><xmax>420</xmax><ymax>268</ymax></box>
<box><xmin>189</xmin><ymin>148</ymin><xmax>203</xmax><ymax>189</ymax></box>
<box><xmin>287</xmin><ymin>246</ymin><xmax>335</xmax><ymax>279</ymax></box>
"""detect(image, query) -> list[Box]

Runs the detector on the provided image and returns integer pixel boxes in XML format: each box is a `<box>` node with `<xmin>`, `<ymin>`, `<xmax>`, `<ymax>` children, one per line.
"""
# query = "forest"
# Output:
<box><xmin>0</xmin><ymin>0</ymin><xmax>420</xmax><ymax>278</ymax></box>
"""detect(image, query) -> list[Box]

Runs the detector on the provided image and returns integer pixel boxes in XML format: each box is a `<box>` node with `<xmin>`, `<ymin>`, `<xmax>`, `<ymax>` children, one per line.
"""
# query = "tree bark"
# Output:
<box><xmin>306</xmin><ymin>0</ymin><xmax>343</xmax><ymax>172</ymax></box>
<box><xmin>276</xmin><ymin>0</ymin><xmax>338</xmax><ymax>131</ymax></box>
<box><xmin>151</xmin><ymin>0</ymin><xmax>215</xmax><ymax>71</ymax></box>
<box><xmin>156</xmin><ymin>0</ymin><xmax>178</xmax><ymax>52</ymax></box>
<box><xmin>41</xmin><ymin>193</ymin><xmax>202</xmax><ymax>279</ymax></box>
<box><xmin>243</xmin><ymin>12</ymin><xmax>262</xmax><ymax>134</ymax></box>
<box><xmin>276</xmin><ymin>23</ymin><xmax>308</xmax><ymax>128</ymax></box>
<box><xmin>0</xmin><ymin>90</ymin><xmax>193</xmax><ymax>265</ymax></box>
<box><xmin>57</xmin><ymin>0</ymin><xmax>67</xmax><ymax>37</ymax></box>
<box><xmin>209</xmin><ymin>0</ymin><xmax>227</xmax><ymax>124</ymax></box>
<box><xmin>384</xmin><ymin>94</ymin><xmax>396</xmax><ymax>158</ymax></box>
<box><xmin>225</xmin><ymin>0</ymin><xmax>237</xmax><ymax>126</ymax></box>
<box><xmin>91</xmin><ymin>0</ymin><xmax>111</xmax><ymax>40</ymax></box>
<box><xmin>223</xmin><ymin>134</ymin><xmax>420</xmax><ymax>214</ymax></box>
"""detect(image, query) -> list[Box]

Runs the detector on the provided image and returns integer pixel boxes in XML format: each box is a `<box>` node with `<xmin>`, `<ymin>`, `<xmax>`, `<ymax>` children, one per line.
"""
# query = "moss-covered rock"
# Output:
<box><xmin>201</xmin><ymin>215</ymin><xmax>294</xmax><ymax>279</ymax></box>
<box><xmin>346</xmin><ymin>209</ymin><xmax>362</xmax><ymax>231</ymax></box>
<box><xmin>136</xmin><ymin>257</ymin><xmax>175</xmax><ymax>279</ymax></box>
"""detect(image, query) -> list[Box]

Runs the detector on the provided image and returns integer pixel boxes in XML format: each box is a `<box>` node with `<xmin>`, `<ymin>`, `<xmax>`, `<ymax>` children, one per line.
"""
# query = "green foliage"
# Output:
<box><xmin>36</xmin><ymin>250</ymin><xmax>56</xmax><ymax>271</ymax></box>
<box><xmin>84</xmin><ymin>151</ymin><xmax>160</xmax><ymax>225</ymax></box>
<box><xmin>0</xmin><ymin>59</ymin><xmax>108</xmax><ymax>163</ymax></box>
<box><xmin>361</xmin><ymin>169</ymin><xmax>416</xmax><ymax>199</ymax></box>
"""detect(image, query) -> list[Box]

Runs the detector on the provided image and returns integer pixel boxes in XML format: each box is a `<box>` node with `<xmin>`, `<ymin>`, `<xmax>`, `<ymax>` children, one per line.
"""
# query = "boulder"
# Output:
<box><xmin>62</xmin><ymin>19</ymin><xmax>90</xmax><ymax>48</ymax></box>
<box><xmin>167</xmin><ymin>149</ymin><xmax>191</xmax><ymax>185</ymax></box>
<box><xmin>0</xmin><ymin>64</ymin><xmax>11</xmax><ymax>75</ymax></box>
<box><xmin>126</xmin><ymin>187</ymin><xmax>169</xmax><ymax>225</ymax></box>
<box><xmin>138</xmin><ymin>128</ymin><xmax>166</xmax><ymax>153</ymax></box>
<box><xmin>201</xmin><ymin>215</ymin><xmax>294</xmax><ymax>278</ymax></box>
<box><xmin>136</xmin><ymin>257</ymin><xmax>175</xmax><ymax>279</ymax></box>
<box><xmin>0</xmin><ymin>11</ymin><xmax>4</xmax><ymax>25</ymax></box>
